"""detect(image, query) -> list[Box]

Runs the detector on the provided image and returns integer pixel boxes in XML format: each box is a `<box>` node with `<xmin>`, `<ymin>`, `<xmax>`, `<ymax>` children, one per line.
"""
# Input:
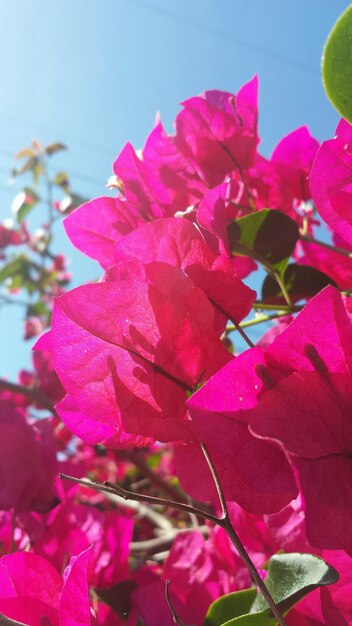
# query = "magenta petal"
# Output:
<box><xmin>251</xmin><ymin>371</ymin><xmax>352</xmax><ymax>552</ymax></box>
<box><xmin>0</xmin><ymin>401</ymin><xmax>57</xmax><ymax>512</ymax></box>
<box><xmin>310</xmin><ymin>120</ymin><xmax>352</xmax><ymax>244</ymax></box>
<box><xmin>266</xmin><ymin>285</ymin><xmax>352</xmax><ymax>376</ymax></box>
<box><xmin>52</xmin><ymin>261</ymin><xmax>230</xmax><ymax>442</ymax></box>
<box><xmin>114</xmin><ymin>217</ymin><xmax>256</xmax><ymax>331</ymax></box>
<box><xmin>65</xmin><ymin>196</ymin><xmax>142</xmax><ymax>268</ymax></box>
<box><xmin>175</xmin><ymin>77</ymin><xmax>259</xmax><ymax>186</ymax></box>
<box><xmin>179</xmin><ymin>350</ymin><xmax>297</xmax><ymax>513</ymax></box>
<box><xmin>0</xmin><ymin>552</ymin><xmax>61</xmax><ymax>626</ymax></box>
<box><xmin>297</xmin><ymin>455</ymin><xmax>352</xmax><ymax>554</ymax></box>
<box><xmin>60</xmin><ymin>547</ymin><xmax>93</xmax><ymax>626</ymax></box>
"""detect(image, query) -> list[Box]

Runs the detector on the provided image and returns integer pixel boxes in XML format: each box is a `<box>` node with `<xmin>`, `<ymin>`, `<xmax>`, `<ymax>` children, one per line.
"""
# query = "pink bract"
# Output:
<box><xmin>310</xmin><ymin>118</ymin><xmax>352</xmax><ymax>245</ymax></box>
<box><xmin>51</xmin><ymin>260</ymin><xmax>231</xmax><ymax>443</ymax></box>
<box><xmin>0</xmin><ymin>401</ymin><xmax>57</xmax><ymax>512</ymax></box>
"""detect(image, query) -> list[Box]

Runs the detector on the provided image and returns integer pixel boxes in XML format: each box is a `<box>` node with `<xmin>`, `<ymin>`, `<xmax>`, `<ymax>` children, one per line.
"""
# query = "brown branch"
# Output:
<box><xmin>200</xmin><ymin>444</ymin><xmax>288</xmax><ymax>626</ymax></box>
<box><xmin>61</xmin><ymin>458</ymin><xmax>287</xmax><ymax>626</ymax></box>
<box><xmin>59</xmin><ymin>473</ymin><xmax>219</xmax><ymax>524</ymax></box>
<box><xmin>165</xmin><ymin>580</ymin><xmax>185</xmax><ymax>626</ymax></box>
<box><xmin>116</xmin><ymin>449</ymin><xmax>188</xmax><ymax>503</ymax></box>
<box><xmin>0</xmin><ymin>378</ymin><xmax>57</xmax><ymax>416</ymax></box>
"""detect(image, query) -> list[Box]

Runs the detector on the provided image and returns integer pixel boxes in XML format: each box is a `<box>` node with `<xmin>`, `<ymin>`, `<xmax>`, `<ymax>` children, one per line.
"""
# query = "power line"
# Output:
<box><xmin>0</xmin><ymin>111</ymin><xmax>114</xmax><ymax>158</ymax></box>
<box><xmin>127</xmin><ymin>0</ymin><xmax>317</xmax><ymax>76</ymax></box>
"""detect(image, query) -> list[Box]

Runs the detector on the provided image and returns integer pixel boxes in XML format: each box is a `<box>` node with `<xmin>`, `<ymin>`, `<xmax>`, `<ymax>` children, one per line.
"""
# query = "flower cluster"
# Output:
<box><xmin>0</xmin><ymin>78</ymin><xmax>352</xmax><ymax>625</ymax></box>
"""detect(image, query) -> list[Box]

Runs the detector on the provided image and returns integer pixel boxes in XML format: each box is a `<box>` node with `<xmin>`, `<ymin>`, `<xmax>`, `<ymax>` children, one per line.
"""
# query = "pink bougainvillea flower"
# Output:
<box><xmin>51</xmin><ymin>260</ymin><xmax>231</xmax><ymax>443</ymax></box>
<box><xmin>113</xmin><ymin>143</ymin><xmax>174</xmax><ymax>220</ymax></box>
<box><xmin>243</xmin><ymin>285</ymin><xmax>352</xmax><ymax>553</ymax></box>
<box><xmin>57</xmin><ymin>393</ymin><xmax>153</xmax><ymax>448</ymax></box>
<box><xmin>271</xmin><ymin>126</ymin><xmax>319</xmax><ymax>204</ymax></box>
<box><xmin>64</xmin><ymin>196</ymin><xmax>144</xmax><ymax>269</ymax></box>
<box><xmin>177</xmin><ymin>286</ymin><xmax>352</xmax><ymax>524</ymax></box>
<box><xmin>142</xmin><ymin>118</ymin><xmax>208</xmax><ymax>208</ymax></box>
<box><xmin>196</xmin><ymin>181</ymin><xmax>257</xmax><ymax>277</ymax></box>
<box><xmin>310</xmin><ymin>118</ymin><xmax>352</xmax><ymax>245</ymax></box>
<box><xmin>33</xmin><ymin>500</ymin><xmax>133</xmax><ymax>589</ymax></box>
<box><xmin>251</xmin><ymin>369</ymin><xmax>352</xmax><ymax>554</ymax></box>
<box><xmin>175</xmin><ymin>348</ymin><xmax>297</xmax><ymax>514</ymax></box>
<box><xmin>174</xmin><ymin>76</ymin><xmax>259</xmax><ymax>186</ymax></box>
<box><xmin>114</xmin><ymin>217</ymin><xmax>256</xmax><ymax>332</ymax></box>
<box><xmin>0</xmin><ymin>548</ymin><xmax>94</xmax><ymax>626</ymax></box>
<box><xmin>0</xmin><ymin>401</ymin><xmax>57</xmax><ymax>512</ymax></box>
<box><xmin>162</xmin><ymin>529</ymin><xmax>241</xmax><ymax>625</ymax></box>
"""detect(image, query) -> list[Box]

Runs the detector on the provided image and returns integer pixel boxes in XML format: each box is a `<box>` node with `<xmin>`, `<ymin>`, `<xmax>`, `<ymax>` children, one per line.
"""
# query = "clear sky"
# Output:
<box><xmin>0</xmin><ymin>0</ymin><xmax>349</xmax><ymax>378</ymax></box>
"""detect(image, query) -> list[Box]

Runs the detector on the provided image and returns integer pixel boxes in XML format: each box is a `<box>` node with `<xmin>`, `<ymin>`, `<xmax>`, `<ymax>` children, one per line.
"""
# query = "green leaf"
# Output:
<box><xmin>0</xmin><ymin>256</ymin><xmax>41</xmax><ymax>294</ymax></box>
<box><xmin>203</xmin><ymin>589</ymin><xmax>256</xmax><ymax>626</ymax></box>
<box><xmin>45</xmin><ymin>142</ymin><xmax>67</xmax><ymax>156</ymax></box>
<box><xmin>322</xmin><ymin>4</ymin><xmax>352</xmax><ymax>123</ymax></box>
<box><xmin>203</xmin><ymin>553</ymin><xmax>338</xmax><ymax>626</ymax></box>
<box><xmin>251</xmin><ymin>553</ymin><xmax>338</xmax><ymax>614</ymax></box>
<box><xmin>227</xmin><ymin>210</ymin><xmax>299</xmax><ymax>272</ymax></box>
<box><xmin>262</xmin><ymin>264</ymin><xmax>337</xmax><ymax>304</ymax></box>
<box><xmin>27</xmin><ymin>300</ymin><xmax>50</xmax><ymax>317</ymax></box>
<box><xmin>12</xmin><ymin>155</ymin><xmax>40</xmax><ymax>177</ymax></box>
<box><xmin>59</xmin><ymin>193</ymin><xmax>87</xmax><ymax>214</ymax></box>
<box><xmin>52</xmin><ymin>171</ymin><xmax>70</xmax><ymax>191</ymax></box>
<box><xmin>11</xmin><ymin>188</ymin><xmax>40</xmax><ymax>222</ymax></box>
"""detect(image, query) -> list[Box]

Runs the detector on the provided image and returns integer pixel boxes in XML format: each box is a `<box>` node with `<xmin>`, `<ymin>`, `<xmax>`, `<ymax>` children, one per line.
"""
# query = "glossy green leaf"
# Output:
<box><xmin>262</xmin><ymin>263</ymin><xmax>336</xmax><ymax>304</ymax></box>
<box><xmin>203</xmin><ymin>553</ymin><xmax>338</xmax><ymax>626</ymax></box>
<box><xmin>322</xmin><ymin>4</ymin><xmax>352</xmax><ymax>123</ymax></box>
<box><xmin>227</xmin><ymin>209</ymin><xmax>299</xmax><ymax>272</ymax></box>
<box><xmin>203</xmin><ymin>589</ymin><xmax>256</xmax><ymax>626</ymax></box>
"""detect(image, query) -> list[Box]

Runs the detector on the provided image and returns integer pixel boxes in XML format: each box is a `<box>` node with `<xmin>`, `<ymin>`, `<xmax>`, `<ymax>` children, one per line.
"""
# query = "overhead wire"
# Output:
<box><xmin>127</xmin><ymin>0</ymin><xmax>318</xmax><ymax>76</ymax></box>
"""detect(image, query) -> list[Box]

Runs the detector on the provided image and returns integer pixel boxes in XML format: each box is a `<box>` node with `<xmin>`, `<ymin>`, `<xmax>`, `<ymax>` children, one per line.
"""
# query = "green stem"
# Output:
<box><xmin>300</xmin><ymin>234</ymin><xmax>352</xmax><ymax>258</ymax></box>
<box><xmin>227</xmin><ymin>310</ymin><xmax>293</xmax><ymax>332</ymax></box>
<box><xmin>274</xmin><ymin>271</ymin><xmax>292</xmax><ymax>307</ymax></box>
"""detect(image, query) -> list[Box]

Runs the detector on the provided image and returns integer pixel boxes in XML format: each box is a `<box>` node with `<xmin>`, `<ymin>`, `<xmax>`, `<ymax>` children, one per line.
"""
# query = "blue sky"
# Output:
<box><xmin>0</xmin><ymin>0</ymin><xmax>349</xmax><ymax>378</ymax></box>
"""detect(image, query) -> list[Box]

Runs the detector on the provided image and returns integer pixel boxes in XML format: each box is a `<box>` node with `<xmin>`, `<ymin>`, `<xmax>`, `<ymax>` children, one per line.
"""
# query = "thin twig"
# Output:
<box><xmin>165</xmin><ymin>580</ymin><xmax>185</xmax><ymax>626</ymax></box>
<box><xmin>129</xmin><ymin>525</ymin><xmax>209</xmax><ymax>554</ymax></box>
<box><xmin>104</xmin><ymin>491</ymin><xmax>172</xmax><ymax>530</ymax></box>
<box><xmin>60</xmin><ymin>468</ymin><xmax>286</xmax><ymax>625</ymax></box>
<box><xmin>200</xmin><ymin>444</ymin><xmax>287</xmax><ymax>626</ymax></box>
<box><xmin>0</xmin><ymin>378</ymin><xmax>57</xmax><ymax>415</ymax></box>
<box><xmin>59</xmin><ymin>473</ymin><xmax>219</xmax><ymax>525</ymax></box>
<box><xmin>117</xmin><ymin>449</ymin><xmax>188</xmax><ymax>503</ymax></box>
<box><xmin>300</xmin><ymin>234</ymin><xmax>352</xmax><ymax>258</ymax></box>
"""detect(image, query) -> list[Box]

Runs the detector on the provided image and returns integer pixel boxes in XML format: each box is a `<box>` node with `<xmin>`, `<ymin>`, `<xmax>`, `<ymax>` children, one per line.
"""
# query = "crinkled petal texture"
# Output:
<box><xmin>175</xmin><ymin>77</ymin><xmax>259</xmax><ymax>186</ymax></box>
<box><xmin>64</xmin><ymin>196</ymin><xmax>143</xmax><ymax>269</ymax></box>
<box><xmin>0</xmin><ymin>401</ymin><xmax>57</xmax><ymax>512</ymax></box>
<box><xmin>310</xmin><ymin>118</ymin><xmax>352</xmax><ymax>245</ymax></box>
<box><xmin>114</xmin><ymin>217</ymin><xmax>256</xmax><ymax>332</ymax></box>
<box><xmin>52</xmin><ymin>260</ymin><xmax>231</xmax><ymax>443</ymax></box>
<box><xmin>176</xmin><ymin>349</ymin><xmax>298</xmax><ymax>514</ymax></box>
